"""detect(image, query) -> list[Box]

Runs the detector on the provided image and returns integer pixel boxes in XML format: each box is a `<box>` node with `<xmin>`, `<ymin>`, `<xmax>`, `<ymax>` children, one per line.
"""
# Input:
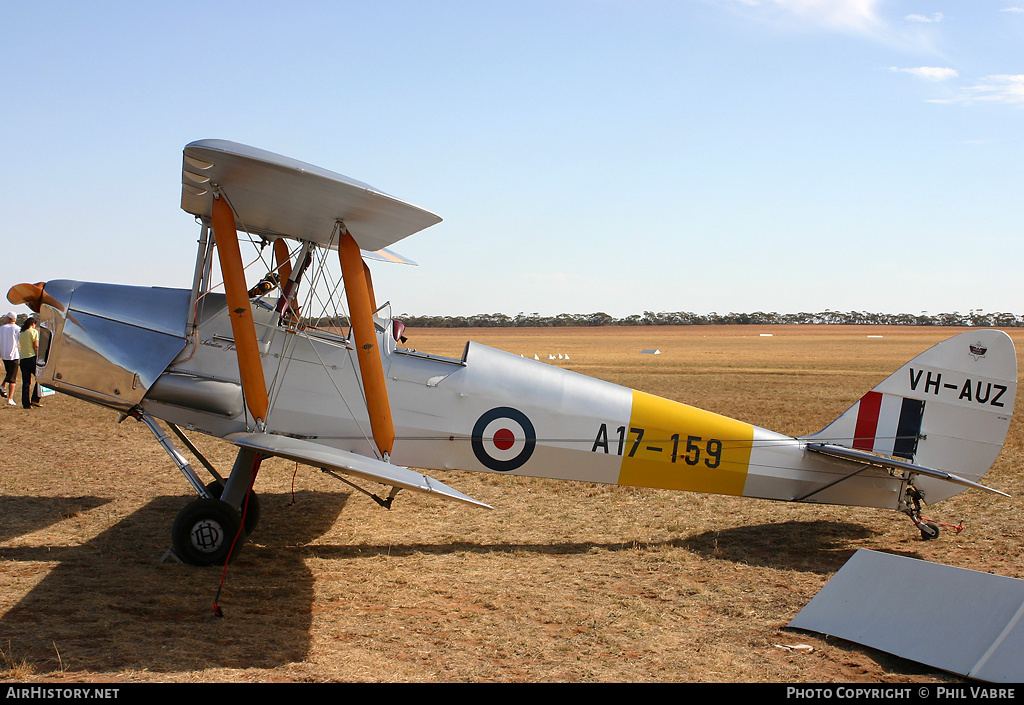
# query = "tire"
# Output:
<box><xmin>204</xmin><ymin>481</ymin><xmax>260</xmax><ymax>535</ymax></box>
<box><xmin>171</xmin><ymin>498</ymin><xmax>244</xmax><ymax>566</ymax></box>
<box><xmin>920</xmin><ymin>522</ymin><xmax>940</xmax><ymax>541</ymax></box>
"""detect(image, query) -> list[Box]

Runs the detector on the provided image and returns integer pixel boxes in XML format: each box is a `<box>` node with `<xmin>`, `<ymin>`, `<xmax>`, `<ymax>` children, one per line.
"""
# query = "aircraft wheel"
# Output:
<box><xmin>919</xmin><ymin>522</ymin><xmax>940</xmax><ymax>541</ymax></box>
<box><xmin>171</xmin><ymin>498</ymin><xmax>244</xmax><ymax>566</ymax></box>
<box><xmin>204</xmin><ymin>481</ymin><xmax>260</xmax><ymax>535</ymax></box>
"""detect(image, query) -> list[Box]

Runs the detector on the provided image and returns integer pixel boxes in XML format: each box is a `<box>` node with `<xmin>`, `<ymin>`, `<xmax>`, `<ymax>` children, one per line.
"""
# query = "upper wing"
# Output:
<box><xmin>225</xmin><ymin>432</ymin><xmax>491</xmax><ymax>509</ymax></box>
<box><xmin>180</xmin><ymin>139</ymin><xmax>442</xmax><ymax>252</ymax></box>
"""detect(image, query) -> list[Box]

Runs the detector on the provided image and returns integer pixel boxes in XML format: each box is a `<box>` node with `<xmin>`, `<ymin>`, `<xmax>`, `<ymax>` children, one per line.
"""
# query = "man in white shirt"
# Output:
<box><xmin>0</xmin><ymin>312</ymin><xmax>20</xmax><ymax>405</ymax></box>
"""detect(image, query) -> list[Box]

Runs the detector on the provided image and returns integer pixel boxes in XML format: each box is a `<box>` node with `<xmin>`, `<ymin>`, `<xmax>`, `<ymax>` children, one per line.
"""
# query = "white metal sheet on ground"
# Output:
<box><xmin>788</xmin><ymin>549</ymin><xmax>1024</xmax><ymax>683</ymax></box>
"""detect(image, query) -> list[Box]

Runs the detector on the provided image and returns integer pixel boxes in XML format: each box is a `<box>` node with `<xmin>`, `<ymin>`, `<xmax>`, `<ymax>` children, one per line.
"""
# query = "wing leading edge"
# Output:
<box><xmin>225</xmin><ymin>433</ymin><xmax>491</xmax><ymax>509</ymax></box>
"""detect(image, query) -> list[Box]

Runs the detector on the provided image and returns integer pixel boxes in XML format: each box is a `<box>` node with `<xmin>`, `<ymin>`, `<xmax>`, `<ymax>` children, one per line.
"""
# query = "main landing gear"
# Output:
<box><xmin>171</xmin><ymin>497</ymin><xmax>244</xmax><ymax>566</ymax></box>
<box><xmin>169</xmin><ymin>451</ymin><xmax>263</xmax><ymax>565</ymax></box>
<box><xmin>169</xmin><ymin>480</ymin><xmax>262</xmax><ymax>566</ymax></box>
<box><xmin>128</xmin><ymin>409</ymin><xmax>262</xmax><ymax>565</ymax></box>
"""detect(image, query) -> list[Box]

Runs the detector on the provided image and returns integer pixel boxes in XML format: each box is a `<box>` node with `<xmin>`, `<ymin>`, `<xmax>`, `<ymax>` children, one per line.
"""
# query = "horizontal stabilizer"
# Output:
<box><xmin>805</xmin><ymin>443</ymin><xmax>1009</xmax><ymax>497</ymax></box>
<box><xmin>225</xmin><ymin>432</ymin><xmax>491</xmax><ymax>509</ymax></box>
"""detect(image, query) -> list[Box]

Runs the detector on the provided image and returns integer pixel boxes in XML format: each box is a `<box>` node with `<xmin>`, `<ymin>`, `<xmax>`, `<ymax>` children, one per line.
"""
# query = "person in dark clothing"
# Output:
<box><xmin>18</xmin><ymin>317</ymin><xmax>41</xmax><ymax>409</ymax></box>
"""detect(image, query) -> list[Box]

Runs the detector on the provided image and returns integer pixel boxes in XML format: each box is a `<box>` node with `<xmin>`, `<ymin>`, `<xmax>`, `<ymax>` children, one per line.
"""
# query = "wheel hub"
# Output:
<box><xmin>190</xmin><ymin>519</ymin><xmax>225</xmax><ymax>553</ymax></box>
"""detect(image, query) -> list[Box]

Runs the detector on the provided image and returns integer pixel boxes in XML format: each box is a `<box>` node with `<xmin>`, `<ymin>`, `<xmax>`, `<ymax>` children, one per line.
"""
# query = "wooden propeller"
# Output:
<box><xmin>7</xmin><ymin>282</ymin><xmax>64</xmax><ymax>313</ymax></box>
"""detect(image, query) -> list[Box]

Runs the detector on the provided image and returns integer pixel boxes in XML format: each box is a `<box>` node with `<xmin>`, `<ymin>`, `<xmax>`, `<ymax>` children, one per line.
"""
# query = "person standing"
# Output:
<box><xmin>19</xmin><ymin>317</ymin><xmax>41</xmax><ymax>410</ymax></box>
<box><xmin>0</xmin><ymin>312</ymin><xmax>19</xmax><ymax>406</ymax></box>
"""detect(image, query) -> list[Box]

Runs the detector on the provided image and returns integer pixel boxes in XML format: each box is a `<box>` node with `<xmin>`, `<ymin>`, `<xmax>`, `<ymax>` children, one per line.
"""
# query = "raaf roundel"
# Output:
<box><xmin>472</xmin><ymin>407</ymin><xmax>537</xmax><ymax>472</ymax></box>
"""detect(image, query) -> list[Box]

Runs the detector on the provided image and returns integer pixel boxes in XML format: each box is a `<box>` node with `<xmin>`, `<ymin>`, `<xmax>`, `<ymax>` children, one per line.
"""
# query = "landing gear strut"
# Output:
<box><xmin>129</xmin><ymin>408</ymin><xmax>264</xmax><ymax>565</ymax></box>
<box><xmin>205</xmin><ymin>480</ymin><xmax>261</xmax><ymax>536</ymax></box>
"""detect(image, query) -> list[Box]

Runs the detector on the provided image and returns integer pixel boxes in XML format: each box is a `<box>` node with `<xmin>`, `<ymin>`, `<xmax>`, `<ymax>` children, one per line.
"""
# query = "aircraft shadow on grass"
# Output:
<box><xmin>0</xmin><ymin>496</ymin><xmax>111</xmax><ymax>544</ymax></box>
<box><xmin>2</xmin><ymin>490</ymin><xmax>710</xmax><ymax>673</ymax></box>
<box><xmin>0</xmin><ymin>491</ymin><xmax>349</xmax><ymax>672</ymax></box>
<box><xmin>680</xmin><ymin>520</ymin><xmax>881</xmax><ymax>573</ymax></box>
<box><xmin>0</xmin><ymin>493</ymin><xmax>896</xmax><ymax>673</ymax></box>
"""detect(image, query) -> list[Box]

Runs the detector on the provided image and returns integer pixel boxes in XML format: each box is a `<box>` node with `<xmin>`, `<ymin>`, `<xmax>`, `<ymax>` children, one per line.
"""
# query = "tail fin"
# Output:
<box><xmin>803</xmin><ymin>330</ymin><xmax>1017</xmax><ymax>503</ymax></box>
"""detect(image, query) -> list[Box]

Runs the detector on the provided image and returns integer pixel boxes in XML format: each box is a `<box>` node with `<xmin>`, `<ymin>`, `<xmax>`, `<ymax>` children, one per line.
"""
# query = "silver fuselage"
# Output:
<box><xmin>32</xmin><ymin>280</ymin><xmax>920</xmax><ymax>511</ymax></box>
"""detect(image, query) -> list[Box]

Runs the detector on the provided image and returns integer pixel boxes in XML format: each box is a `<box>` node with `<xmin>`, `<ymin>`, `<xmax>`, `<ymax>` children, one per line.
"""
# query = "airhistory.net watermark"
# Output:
<box><xmin>5</xmin><ymin>688</ymin><xmax>119</xmax><ymax>699</ymax></box>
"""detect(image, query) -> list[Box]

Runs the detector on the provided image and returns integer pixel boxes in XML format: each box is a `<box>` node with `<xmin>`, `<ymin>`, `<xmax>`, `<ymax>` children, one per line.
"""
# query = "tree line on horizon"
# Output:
<box><xmin>384</xmin><ymin>310</ymin><xmax>1024</xmax><ymax>328</ymax></box>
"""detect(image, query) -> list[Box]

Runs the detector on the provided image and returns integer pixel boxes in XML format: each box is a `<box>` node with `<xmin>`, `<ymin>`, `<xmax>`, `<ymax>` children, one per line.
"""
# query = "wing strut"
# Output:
<box><xmin>274</xmin><ymin>239</ymin><xmax>292</xmax><ymax>284</ymax></box>
<box><xmin>338</xmin><ymin>225</ymin><xmax>395</xmax><ymax>459</ymax></box>
<box><xmin>363</xmin><ymin>260</ymin><xmax>377</xmax><ymax>310</ymax></box>
<box><xmin>211</xmin><ymin>193</ymin><xmax>270</xmax><ymax>427</ymax></box>
<box><xmin>273</xmin><ymin>239</ymin><xmax>303</xmax><ymax>321</ymax></box>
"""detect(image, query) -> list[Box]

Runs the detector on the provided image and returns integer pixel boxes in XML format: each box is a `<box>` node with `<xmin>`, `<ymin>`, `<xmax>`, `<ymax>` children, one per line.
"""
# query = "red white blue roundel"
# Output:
<box><xmin>472</xmin><ymin>407</ymin><xmax>536</xmax><ymax>472</ymax></box>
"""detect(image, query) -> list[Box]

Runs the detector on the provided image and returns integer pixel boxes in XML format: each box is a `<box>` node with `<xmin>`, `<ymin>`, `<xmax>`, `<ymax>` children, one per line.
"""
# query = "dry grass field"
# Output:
<box><xmin>0</xmin><ymin>325</ymin><xmax>1021</xmax><ymax>683</ymax></box>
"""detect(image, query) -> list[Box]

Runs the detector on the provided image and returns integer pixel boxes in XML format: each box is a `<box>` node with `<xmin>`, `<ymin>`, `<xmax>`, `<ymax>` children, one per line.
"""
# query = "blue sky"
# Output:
<box><xmin>2</xmin><ymin>1</ymin><xmax>1022</xmax><ymax>318</ymax></box>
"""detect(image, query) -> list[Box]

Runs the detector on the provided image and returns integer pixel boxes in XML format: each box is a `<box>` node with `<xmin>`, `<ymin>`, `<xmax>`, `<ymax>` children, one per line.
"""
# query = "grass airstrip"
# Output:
<box><xmin>0</xmin><ymin>325</ymin><xmax>1021</xmax><ymax>682</ymax></box>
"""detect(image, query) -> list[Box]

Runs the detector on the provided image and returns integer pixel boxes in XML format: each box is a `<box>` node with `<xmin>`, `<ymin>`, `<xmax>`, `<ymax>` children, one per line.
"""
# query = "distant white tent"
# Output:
<box><xmin>533</xmin><ymin>354</ymin><xmax>540</xmax><ymax>360</ymax></box>
<box><xmin>641</xmin><ymin>349</ymin><xmax>661</xmax><ymax>355</ymax></box>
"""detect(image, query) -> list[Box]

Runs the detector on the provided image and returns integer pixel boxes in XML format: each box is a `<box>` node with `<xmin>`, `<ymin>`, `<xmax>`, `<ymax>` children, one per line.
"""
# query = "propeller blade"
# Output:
<box><xmin>6</xmin><ymin>282</ymin><xmax>64</xmax><ymax>313</ymax></box>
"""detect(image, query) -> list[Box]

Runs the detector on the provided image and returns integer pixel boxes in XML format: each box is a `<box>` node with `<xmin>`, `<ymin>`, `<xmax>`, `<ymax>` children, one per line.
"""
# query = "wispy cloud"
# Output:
<box><xmin>729</xmin><ymin>0</ymin><xmax>885</xmax><ymax>34</ymax></box>
<box><xmin>724</xmin><ymin>0</ymin><xmax>941</xmax><ymax>50</ymax></box>
<box><xmin>1000</xmin><ymin>7</ymin><xmax>1024</xmax><ymax>12</ymax></box>
<box><xmin>891</xmin><ymin>66</ymin><xmax>959</xmax><ymax>82</ymax></box>
<box><xmin>931</xmin><ymin>74</ymin><xmax>1024</xmax><ymax>105</ymax></box>
<box><xmin>905</xmin><ymin>12</ymin><xmax>944</xmax><ymax>23</ymax></box>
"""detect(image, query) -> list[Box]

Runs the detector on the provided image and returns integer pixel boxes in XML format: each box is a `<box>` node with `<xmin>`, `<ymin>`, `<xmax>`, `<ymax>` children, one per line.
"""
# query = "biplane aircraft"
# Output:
<box><xmin>8</xmin><ymin>140</ymin><xmax>1017</xmax><ymax>566</ymax></box>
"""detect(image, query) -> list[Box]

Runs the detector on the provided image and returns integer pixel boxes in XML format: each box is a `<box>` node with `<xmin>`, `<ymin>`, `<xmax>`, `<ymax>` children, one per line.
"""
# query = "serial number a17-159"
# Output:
<box><xmin>591</xmin><ymin>423</ymin><xmax>723</xmax><ymax>468</ymax></box>
<box><xmin>587</xmin><ymin>392</ymin><xmax>755</xmax><ymax>495</ymax></box>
